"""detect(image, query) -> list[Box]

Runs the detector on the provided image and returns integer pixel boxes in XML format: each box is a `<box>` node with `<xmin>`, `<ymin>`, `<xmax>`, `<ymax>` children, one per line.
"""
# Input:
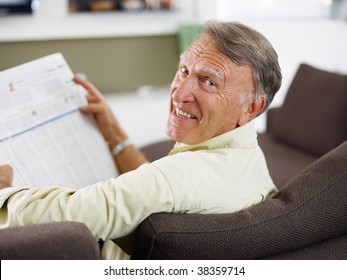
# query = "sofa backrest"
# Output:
<box><xmin>271</xmin><ymin>64</ymin><xmax>347</xmax><ymax>156</ymax></box>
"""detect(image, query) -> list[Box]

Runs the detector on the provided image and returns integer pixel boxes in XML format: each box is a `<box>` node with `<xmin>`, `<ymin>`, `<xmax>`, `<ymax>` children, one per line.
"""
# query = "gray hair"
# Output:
<box><xmin>201</xmin><ymin>21</ymin><xmax>282</xmax><ymax>115</ymax></box>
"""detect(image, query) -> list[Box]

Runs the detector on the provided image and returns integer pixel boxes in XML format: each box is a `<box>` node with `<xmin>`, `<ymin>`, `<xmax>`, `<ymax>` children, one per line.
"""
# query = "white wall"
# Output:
<box><xmin>105</xmin><ymin>87</ymin><xmax>171</xmax><ymax>148</ymax></box>
<box><xmin>0</xmin><ymin>0</ymin><xmax>181</xmax><ymax>41</ymax></box>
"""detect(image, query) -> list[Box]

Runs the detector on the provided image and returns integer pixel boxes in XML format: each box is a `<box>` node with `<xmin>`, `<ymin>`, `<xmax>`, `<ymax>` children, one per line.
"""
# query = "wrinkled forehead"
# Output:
<box><xmin>181</xmin><ymin>35</ymin><xmax>256</xmax><ymax>93</ymax></box>
<box><xmin>180</xmin><ymin>34</ymin><xmax>221</xmax><ymax>61</ymax></box>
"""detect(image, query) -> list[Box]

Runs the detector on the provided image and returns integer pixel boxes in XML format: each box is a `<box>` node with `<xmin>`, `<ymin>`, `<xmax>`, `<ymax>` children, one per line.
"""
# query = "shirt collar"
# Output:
<box><xmin>168</xmin><ymin>120</ymin><xmax>258</xmax><ymax>155</ymax></box>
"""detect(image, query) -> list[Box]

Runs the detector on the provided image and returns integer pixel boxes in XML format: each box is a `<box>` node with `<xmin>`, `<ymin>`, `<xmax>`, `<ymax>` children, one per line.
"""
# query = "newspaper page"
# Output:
<box><xmin>0</xmin><ymin>53</ymin><xmax>119</xmax><ymax>188</ymax></box>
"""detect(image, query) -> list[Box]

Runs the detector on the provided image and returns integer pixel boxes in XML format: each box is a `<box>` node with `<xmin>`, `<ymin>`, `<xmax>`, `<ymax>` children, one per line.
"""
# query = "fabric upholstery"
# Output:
<box><xmin>264</xmin><ymin>234</ymin><xmax>347</xmax><ymax>260</ymax></box>
<box><xmin>0</xmin><ymin>221</ymin><xmax>100</xmax><ymax>260</ymax></box>
<box><xmin>272</xmin><ymin>63</ymin><xmax>347</xmax><ymax>156</ymax></box>
<box><xmin>140</xmin><ymin>139</ymin><xmax>175</xmax><ymax>162</ymax></box>
<box><xmin>132</xmin><ymin>141</ymin><xmax>347</xmax><ymax>259</ymax></box>
<box><xmin>257</xmin><ymin>133</ymin><xmax>317</xmax><ymax>188</ymax></box>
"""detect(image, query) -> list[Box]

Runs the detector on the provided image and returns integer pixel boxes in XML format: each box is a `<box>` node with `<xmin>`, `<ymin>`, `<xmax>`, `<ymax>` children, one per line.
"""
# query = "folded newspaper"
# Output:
<box><xmin>0</xmin><ymin>53</ymin><xmax>119</xmax><ymax>188</ymax></box>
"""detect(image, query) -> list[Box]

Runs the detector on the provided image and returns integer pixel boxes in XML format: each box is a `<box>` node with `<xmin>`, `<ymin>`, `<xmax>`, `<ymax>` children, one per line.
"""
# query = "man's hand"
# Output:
<box><xmin>73</xmin><ymin>75</ymin><xmax>128</xmax><ymax>149</ymax></box>
<box><xmin>0</xmin><ymin>164</ymin><xmax>13</xmax><ymax>190</ymax></box>
<box><xmin>73</xmin><ymin>75</ymin><xmax>148</xmax><ymax>174</ymax></box>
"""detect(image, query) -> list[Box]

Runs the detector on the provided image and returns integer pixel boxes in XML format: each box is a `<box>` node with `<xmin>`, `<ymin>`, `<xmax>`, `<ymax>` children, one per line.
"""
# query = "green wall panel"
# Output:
<box><xmin>0</xmin><ymin>35</ymin><xmax>179</xmax><ymax>93</ymax></box>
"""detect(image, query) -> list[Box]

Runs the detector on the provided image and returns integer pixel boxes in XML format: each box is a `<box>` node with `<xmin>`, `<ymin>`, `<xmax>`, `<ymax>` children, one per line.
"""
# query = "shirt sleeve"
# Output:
<box><xmin>0</xmin><ymin>163</ymin><xmax>174</xmax><ymax>241</ymax></box>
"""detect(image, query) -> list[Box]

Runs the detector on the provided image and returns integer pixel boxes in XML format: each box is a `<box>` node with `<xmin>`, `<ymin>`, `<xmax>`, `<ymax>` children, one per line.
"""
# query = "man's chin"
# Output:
<box><xmin>165</xmin><ymin>130</ymin><xmax>185</xmax><ymax>144</ymax></box>
<box><xmin>165</xmin><ymin>123</ymin><xmax>201</xmax><ymax>144</ymax></box>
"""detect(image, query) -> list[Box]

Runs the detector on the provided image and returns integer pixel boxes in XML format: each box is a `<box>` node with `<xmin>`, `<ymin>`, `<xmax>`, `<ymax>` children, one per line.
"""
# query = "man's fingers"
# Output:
<box><xmin>0</xmin><ymin>164</ymin><xmax>14</xmax><ymax>188</ymax></box>
<box><xmin>79</xmin><ymin>103</ymin><xmax>105</xmax><ymax>114</ymax></box>
<box><xmin>73</xmin><ymin>75</ymin><xmax>103</xmax><ymax>99</ymax></box>
<box><xmin>0</xmin><ymin>164</ymin><xmax>13</xmax><ymax>175</ymax></box>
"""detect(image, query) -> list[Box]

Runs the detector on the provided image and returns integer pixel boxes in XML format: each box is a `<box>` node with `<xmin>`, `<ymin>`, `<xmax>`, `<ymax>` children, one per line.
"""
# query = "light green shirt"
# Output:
<box><xmin>0</xmin><ymin>121</ymin><xmax>276</xmax><ymax>254</ymax></box>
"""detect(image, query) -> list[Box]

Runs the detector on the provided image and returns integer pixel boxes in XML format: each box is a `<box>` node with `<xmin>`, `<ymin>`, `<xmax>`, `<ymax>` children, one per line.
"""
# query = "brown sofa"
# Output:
<box><xmin>133</xmin><ymin>63</ymin><xmax>347</xmax><ymax>259</ymax></box>
<box><xmin>133</xmin><ymin>140</ymin><xmax>347</xmax><ymax>259</ymax></box>
<box><xmin>0</xmin><ymin>221</ymin><xmax>100</xmax><ymax>260</ymax></box>
<box><xmin>0</xmin><ymin>63</ymin><xmax>346</xmax><ymax>260</ymax></box>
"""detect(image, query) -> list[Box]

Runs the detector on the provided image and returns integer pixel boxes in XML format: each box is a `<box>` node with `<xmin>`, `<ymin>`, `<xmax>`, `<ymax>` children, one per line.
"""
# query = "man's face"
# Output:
<box><xmin>166</xmin><ymin>34</ymin><xmax>257</xmax><ymax>144</ymax></box>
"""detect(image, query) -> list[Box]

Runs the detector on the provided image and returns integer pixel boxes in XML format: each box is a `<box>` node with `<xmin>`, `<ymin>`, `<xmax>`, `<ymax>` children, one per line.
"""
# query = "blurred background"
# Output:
<box><xmin>0</xmin><ymin>0</ymin><xmax>346</xmax><ymax>147</ymax></box>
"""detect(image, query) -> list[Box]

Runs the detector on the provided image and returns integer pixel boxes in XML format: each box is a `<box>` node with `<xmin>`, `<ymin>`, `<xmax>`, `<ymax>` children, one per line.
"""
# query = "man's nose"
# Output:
<box><xmin>172</xmin><ymin>77</ymin><xmax>196</xmax><ymax>103</ymax></box>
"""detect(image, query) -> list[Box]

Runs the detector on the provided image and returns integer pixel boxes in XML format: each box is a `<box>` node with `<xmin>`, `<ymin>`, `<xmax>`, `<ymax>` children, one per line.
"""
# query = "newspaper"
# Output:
<box><xmin>0</xmin><ymin>53</ymin><xmax>119</xmax><ymax>188</ymax></box>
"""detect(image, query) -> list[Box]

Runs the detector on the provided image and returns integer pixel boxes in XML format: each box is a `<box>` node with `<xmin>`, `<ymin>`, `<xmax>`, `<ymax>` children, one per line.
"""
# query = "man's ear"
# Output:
<box><xmin>237</xmin><ymin>96</ymin><xmax>266</xmax><ymax>126</ymax></box>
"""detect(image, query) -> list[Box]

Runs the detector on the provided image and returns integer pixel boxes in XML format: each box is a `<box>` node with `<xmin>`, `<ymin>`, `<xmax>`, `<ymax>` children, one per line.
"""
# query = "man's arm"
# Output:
<box><xmin>0</xmin><ymin>163</ymin><xmax>174</xmax><ymax>244</ymax></box>
<box><xmin>74</xmin><ymin>76</ymin><xmax>147</xmax><ymax>174</ymax></box>
<box><xmin>0</xmin><ymin>165</ymin><xmax>13</xmax><ymax>190</ymax></box>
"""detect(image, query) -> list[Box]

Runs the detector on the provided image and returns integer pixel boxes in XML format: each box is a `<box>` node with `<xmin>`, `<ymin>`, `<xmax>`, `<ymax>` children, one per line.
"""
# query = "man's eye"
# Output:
<box><xmin>179</xmin><ymin>67</ymin><xmax>189</xmax><ymax>75</ymax></box>
<box><xmin>203</xmin><ymin>79</ymin><xmax>216</xmax><ymax>87</ymax></box>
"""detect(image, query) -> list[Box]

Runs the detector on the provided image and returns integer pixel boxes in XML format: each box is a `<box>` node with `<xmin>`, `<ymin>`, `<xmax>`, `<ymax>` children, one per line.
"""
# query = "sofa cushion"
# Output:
<box><xmin>272</xmin><ymin>63</ymin><xmax>347</xmax><ymax>156</ymax></box>
<box><xmin>132</xmin><ymin>140</ymin><xmax>347</xmax><ymax>259</ymax></box>
<box><xmin>258</xmin><ymin>133</ymin><xmax>318</xmax><ymax>188</ymax></box>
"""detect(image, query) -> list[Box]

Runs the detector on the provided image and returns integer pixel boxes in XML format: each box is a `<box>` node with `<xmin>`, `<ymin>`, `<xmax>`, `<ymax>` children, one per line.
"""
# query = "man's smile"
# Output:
<box><xmin>175</xmin><ymin>107</ymin><xmax>197</xmax><ymax>119</ymax></box>
<box><xmin>172</xmin><ymin>101</ymin><xmax>198</xmax><ymax>120</ymax></box>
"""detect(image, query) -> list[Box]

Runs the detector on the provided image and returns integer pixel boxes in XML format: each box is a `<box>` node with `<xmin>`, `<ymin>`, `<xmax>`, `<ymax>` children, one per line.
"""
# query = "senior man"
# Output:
<box><xmin>0</xmin><ymin>21</ymin><xmax>281</xmax><ymax>259</ymax></box>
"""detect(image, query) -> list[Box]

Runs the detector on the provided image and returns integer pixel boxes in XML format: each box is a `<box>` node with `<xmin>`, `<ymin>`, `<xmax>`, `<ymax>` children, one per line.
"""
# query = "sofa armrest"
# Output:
<box><xmin>0</xmin><ymin>222</ymin><xmax>100</xmax><ymax>260</ymax></box>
